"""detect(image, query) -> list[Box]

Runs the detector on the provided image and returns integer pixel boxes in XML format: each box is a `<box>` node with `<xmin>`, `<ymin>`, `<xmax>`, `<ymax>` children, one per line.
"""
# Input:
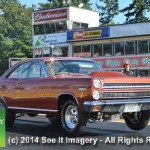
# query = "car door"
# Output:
<box><xmin>0</xmin><ymin>78</ymin><xmax>17</xmax><ymax>103</ymax></box>
<box><xmin>8</xmin><ymin>61</ymin><xmax>47</xmax><ymax>109</ymax></box>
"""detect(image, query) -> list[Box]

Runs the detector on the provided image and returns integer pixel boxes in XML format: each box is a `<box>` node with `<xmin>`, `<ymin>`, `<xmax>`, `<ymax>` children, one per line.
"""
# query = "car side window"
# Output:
<box><xmin>53</xmin><ymin>62</ymin><xmax>66</xmax><ymax>73</ymax></box>
<box><xmin>21</xmin><ymin>63</ymin><xmax>32</xmax><ymax>78</ymax></box>
<box><xmin>26</xmin><ymin>62</ymin><xmax>46</xmax><ymax>78</ymax></box>
<box><xmin>40</xmin><ymin>66</ymin><xmax>46</xmax><ymax>77</ymax></box>
<box><xmin>8</xmin><ymin>62</ymin><xmax>33</xmax><ymax>79</ymax></box>
<box><xmin>8</xmin><ymin>65</ymin><xmax>22</xmax><ymax>78</ymax></box>
<box><xmin>8</xmin><ymin>61</ymin><xmax>46</xmax><ymax>79</ymax></box>
<box><xmin>45</xmin><ymin>60</ymin><xmax>66</xmax><ymax>76</ymax></box>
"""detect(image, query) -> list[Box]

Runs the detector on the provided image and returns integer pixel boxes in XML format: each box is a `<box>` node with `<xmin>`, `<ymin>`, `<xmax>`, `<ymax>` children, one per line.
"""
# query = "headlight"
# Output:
<box><xmin>92</xmin><ymin>90</ymin><xmax>101</xmax><ymax>100</ymax></box>
<box><xmin>93</xmin><ymin>78</ymin><xmax>101</xmax><ymax>88</ymax></box>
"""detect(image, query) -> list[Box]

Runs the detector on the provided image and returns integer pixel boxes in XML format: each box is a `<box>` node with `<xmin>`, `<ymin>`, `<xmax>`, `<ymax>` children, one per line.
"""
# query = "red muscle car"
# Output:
<box><xmin>0</xmin><ymin>57</ymin><xmax>150</xmax><ymax>135</ymax></box>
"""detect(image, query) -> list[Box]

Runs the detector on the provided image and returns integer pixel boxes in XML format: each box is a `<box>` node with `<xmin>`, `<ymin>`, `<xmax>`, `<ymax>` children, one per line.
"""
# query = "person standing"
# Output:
<box><xmin>121</xmin><ymin>62</ymin><xmax>134</xmax><ymax>76</ymax></box>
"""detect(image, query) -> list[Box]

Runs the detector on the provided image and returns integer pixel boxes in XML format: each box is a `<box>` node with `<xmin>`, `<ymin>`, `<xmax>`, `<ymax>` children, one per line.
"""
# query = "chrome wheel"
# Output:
<box><xmin>65</xmin><ymin>105</ymin><xmax>79</xmax><ymax>129</ymax></box>
<box><xmin>61</xmin><ymin>100</ymin><xmax>87</xmax><ymax>134</ymax></box>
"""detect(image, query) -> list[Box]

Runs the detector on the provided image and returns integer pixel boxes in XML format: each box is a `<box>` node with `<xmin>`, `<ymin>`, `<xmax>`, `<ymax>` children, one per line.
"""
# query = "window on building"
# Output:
<box><xmin>72</xmin><ymin>22</ymin><xmax>80</xmax><ymax>29</ymax></box>
<box><xmin>115</xmin><ymin>42</ymin><xmax>125</xmax><ymax>55</ymax></box>
<box><xmin>103</xmin><ymin>43</ymin><xmax>112</xmax><ymax>56</ymax></box>
<box><xmin>93</xmin><ymin>44</ymin><xmax>103</xmax><ymax>57</ymax></box>
<box><xmin>125</xmin><ymin>41</ymin><xmax>135</xmax><ymax>55</ymax></box>
<box><xmin>44</xmin><ymin>23</ymin><xmax>51</xmax><ymax>34</ymax></box>
<box><xmin>72</xmin><ymin>22</ymin><xmax>88</xmax><ymax>29</ymax></box>
<box><xmin>50</xmin><ymin>23</ymin><xmax>56</xmax><ymax>33</ymax></box>
<box><xmin>82</xmin><ymin>45</ymin><xmax>91</xmax><ymax>58</ymax></box>
<box><xmin>56</xmin><ymin>21</ymin><xmax>67</xmax><ymax>32</ymax></box>
<box><xmin>34</xmin><ymin>24</ymin><xmax>44</xmax><ymax>35</ymax></box>
<box><xmin>81</xmin><ymin>23</ymin><xmax>88</xmax><ymax>28</ymax></box>
<box><xmin>73</xmin><ymin>46</ymin><xmax>82</xmax><ymax>57</ymax></box>
<box><xmin>138</xmin><ymin>40</ymin><xmax>149</xmax><ymax>54</ymax></box>
<box><xmin>61</xmin><ymin>47</ymin><xmax>68</xmax><ymax>57</ymax></box>
<box><xmin>34</xmin><ymin>21</ymin><xmax>67</xmax><ymax>35</ymax></box>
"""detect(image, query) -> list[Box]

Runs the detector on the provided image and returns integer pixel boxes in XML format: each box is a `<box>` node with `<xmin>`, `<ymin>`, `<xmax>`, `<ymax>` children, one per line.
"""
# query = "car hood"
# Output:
<box><xmin>90</xmin><ymin>71</ymin><xmax>150</xmax><ymax>84</ymax></box>
<box><xmin>54</xmin><ymin>71</ymin><xmax>150</xmax><ymax>84</ymax></box>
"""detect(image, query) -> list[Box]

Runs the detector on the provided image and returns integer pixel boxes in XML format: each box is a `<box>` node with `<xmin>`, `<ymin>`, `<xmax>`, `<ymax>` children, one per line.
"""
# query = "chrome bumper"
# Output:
<box><xmin>84</xmin><ymin>98</ymin><xmax>150</xmax><ymax>113</ymax></box>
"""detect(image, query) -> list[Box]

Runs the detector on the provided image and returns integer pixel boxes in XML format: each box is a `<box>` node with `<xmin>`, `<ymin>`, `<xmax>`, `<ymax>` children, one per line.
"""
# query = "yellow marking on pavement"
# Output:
<box><xmin>115</xmin><ymin>119</ymin><xmax>125</xmax><ymax>123</ymax></box>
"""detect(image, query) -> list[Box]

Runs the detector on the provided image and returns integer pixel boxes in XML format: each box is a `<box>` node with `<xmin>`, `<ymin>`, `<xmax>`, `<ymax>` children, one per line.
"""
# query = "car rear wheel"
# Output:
<box><xmin>0</xmin><ymin>100</ymin><xmax>15</xmax><ymax>128</ymax></box>
<box><xmin>60</xmin><ymin>100</ymin><xmax>87</xmax><ymax>135</ymax></box>
<box><xmin>124</xmin><ymin>111</ymin><xmax>150</xmax><ymax>130</ymax></box>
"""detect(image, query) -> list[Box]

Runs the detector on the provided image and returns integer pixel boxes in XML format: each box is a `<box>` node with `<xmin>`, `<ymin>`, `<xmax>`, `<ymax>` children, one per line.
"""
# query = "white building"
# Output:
<box><xmin>32</xmin><ymin>6</ymin><xmax>99</xmax><ymax>57</ymax></box>
<box><xmin>67</xmin><ymin>22</ymin><xmax>150</xmax><ymax>76</ymax></box>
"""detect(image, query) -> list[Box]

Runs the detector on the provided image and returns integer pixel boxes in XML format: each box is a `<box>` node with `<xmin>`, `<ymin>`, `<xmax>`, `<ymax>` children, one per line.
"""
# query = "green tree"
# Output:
<box><xmin>96</xmin><ymin>0</ymin><xmax>119</xmax><ymax>26</ymax></box>
<box><xmin>0</xmin><ymin>0</ymin><xmax>32</xmax><ymax>75</ymax></box>
<box><xmin>38</xmin><ymin>0</ymin><xmax>91</xmax><ymax>10</ymax></box>
<box><xmin>120</xmin><ymin>0</ymin><xmax>150</xmax><ymax>23</ymax></box>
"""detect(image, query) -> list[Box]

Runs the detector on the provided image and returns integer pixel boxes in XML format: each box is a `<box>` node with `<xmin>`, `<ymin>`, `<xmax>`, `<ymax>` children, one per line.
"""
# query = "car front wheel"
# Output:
<box><xmin>124</xmin><ymin>111</ymin><xmax>150</xmax><ymax>130</ymax></box>
<box><xmin>0</xmin><ymin>99</ymin><xmax>15</xmax><ymax>128</ymax></box>
<box><xmin>60</xmin><ymin>100</ymin><xmax>87</xmax><ymax>135</ymax></box>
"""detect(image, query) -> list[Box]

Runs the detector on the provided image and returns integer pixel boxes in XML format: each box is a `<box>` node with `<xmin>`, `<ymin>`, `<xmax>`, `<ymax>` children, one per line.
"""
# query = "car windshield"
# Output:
<box><xmin>45</xmin><ymin>60</ymin><xmax>103</xmax><ymax>75</ymax></box>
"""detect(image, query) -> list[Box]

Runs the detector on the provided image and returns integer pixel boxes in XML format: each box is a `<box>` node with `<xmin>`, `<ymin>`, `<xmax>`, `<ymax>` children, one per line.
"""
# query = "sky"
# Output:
<box><xmin>19</xmin><ymin>0</ymin><xmax>150</xmax><ymax>23</ymax></box>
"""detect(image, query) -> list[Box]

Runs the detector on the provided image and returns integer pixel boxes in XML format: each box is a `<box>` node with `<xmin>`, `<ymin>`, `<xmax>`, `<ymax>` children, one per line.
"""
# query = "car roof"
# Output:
<box><xmin>17</xmin><ymin>57</ymin><xmax>95</xmax><ymax>64</ymax></box>
<box><xmin>36</xmin><ymin>57</ymin><xmax>94</xmax><ymax>62</ymax></box>
<box><xmin>9</xmin><ymin>57</ymin><xmax>95</xmax><ymax>68</ymax></box>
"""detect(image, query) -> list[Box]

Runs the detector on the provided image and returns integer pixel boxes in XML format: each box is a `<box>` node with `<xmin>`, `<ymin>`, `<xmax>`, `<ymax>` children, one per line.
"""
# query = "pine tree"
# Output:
<box><xmin>96</xmin><ymin>0</ymin><xmax>119</xmax><ymax>26</ymax></box>
<box><xmin>120</xmin><ymin>0</ymin><xmax>150</xmax><ymax>24</ymax></box>
<box><xmin>38</xmin><ymin>0</ymin><xmax>91</xmax><ymax>10</ymax></box>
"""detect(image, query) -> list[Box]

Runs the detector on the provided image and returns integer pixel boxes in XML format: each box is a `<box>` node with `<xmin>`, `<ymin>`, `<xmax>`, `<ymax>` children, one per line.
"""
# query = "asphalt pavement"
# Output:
<box><xmin>2</xmin><ymin>114</ymin><xmax>150</xmax><ymax>150</ymax></box>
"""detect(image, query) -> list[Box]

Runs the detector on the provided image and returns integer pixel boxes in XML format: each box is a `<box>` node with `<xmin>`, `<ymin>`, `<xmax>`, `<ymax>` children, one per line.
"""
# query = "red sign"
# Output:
<box><xmin>74</xmin><ymin>30</ymin><xmax>84</xmax><ymax>40</ymax></box>
<box><xmin>34</xmin><ymin>8</ymin><xmax>68</xmax><ymax>23</ymax></box>
<box><xmin>94</xmin><ymin>55</ymin><xmax>150</xmax><ymax>69</ymax></box>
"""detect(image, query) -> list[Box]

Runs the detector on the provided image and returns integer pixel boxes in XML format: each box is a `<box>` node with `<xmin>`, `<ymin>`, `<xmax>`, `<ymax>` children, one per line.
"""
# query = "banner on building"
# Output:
<box><xmin>67</xmin><ymin>27</ymin><xmax>110</xmax><ymax>41</ymax></box>
<box><xmin>33</xmin><ymin>8</ymin><xmax>68</xmax><ymax>23</ymax></box>
<box><xmin>94</xmin><ymin>55</ymin><xmax>150</xmax><ymax>69</ymax></box>
<box><xmin>33</xmin><ymin>33</ymin><xmax>67</xmax><ymax>48</ymax></box>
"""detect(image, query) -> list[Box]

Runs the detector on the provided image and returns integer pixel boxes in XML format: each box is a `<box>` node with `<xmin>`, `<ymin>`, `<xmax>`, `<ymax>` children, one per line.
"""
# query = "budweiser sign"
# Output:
<box><xmin>34</xmin><ymin>8</ymin><xmax>67</xmax><ymax>22</ymax></box>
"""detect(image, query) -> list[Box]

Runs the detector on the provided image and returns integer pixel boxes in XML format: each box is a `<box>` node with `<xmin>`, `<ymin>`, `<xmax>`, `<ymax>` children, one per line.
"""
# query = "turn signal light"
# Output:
<box><xmin>92</xmin><ymin>106</ymin><xmax>101</xmax><ymax>112</ymax></box>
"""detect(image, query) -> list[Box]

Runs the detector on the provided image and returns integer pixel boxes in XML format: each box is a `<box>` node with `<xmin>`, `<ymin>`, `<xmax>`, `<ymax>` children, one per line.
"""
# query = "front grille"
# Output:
<box><xmin>103</xmin><ymin>83</ymin><xmax>150</xmax><ymax>89</ymax></box>
<box><xmin>102</xmin><ymin>83</ymin><xmax>150</xmax><ymax>99</ymax></box>
<box><xmin>102</xmin><ymin>92</ymin><xmax>150</xmax><ymax>99</ymax></box>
